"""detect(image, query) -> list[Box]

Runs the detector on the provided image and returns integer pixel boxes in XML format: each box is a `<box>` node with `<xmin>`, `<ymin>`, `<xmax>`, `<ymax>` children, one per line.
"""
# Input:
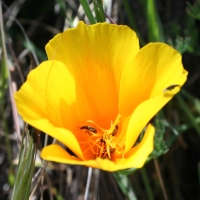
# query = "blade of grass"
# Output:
<box><xmin>96</xmin><ymin>0</ymin><xmax>105</xmax><ymax>21</ymax></box>
<box><xmin>141</xmin><ymin>167</ymin><xmax>154</xmax><ymax>200</ymax></box>
<box><xmin>79</xmin><ymin>0</ymin><xmax>96</xmax><ymax>24</ymax></box>
<box><xmin>92</xmin><ymin>0</ymin><xmax>105</xmax><ymax>22</ymax></box>
<box><xmin>146</xmin><ymin>0</ymin><xmax>164</xmax><ymax>41</ymax></box>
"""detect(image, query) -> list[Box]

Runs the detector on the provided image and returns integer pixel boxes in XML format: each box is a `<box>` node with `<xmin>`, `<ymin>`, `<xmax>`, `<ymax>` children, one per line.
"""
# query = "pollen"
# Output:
<box><xmin>80</xmin><ymin>114</ymin><xmax>125</xmax><ymax>160</ymax></box>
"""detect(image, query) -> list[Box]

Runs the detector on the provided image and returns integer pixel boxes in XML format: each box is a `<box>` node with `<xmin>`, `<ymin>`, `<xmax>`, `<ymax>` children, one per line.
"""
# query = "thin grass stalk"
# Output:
<box><xmin>141</xmin><ymin>167</ymin><xmax>154</xmax><ymax>200</ymax></box>
<box><xmin>154</xmin><ymin>159</ymin><xmax>169</xmax><ymax>200</ymax></box>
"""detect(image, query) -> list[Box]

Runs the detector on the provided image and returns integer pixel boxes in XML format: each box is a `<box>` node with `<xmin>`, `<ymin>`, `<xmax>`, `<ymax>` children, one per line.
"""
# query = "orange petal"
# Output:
<box><xmin>140</xmin><ymin>43</ymin><xmax>187</xmax><ymax>97</ymax></box>
<box><xmin>41</xmin><ymin>144</ymin><xmax>83</xmax><ymax>163</ymax></box>
<box><xmin>14</xmin><ymin>60</ymin><xmax>84</xmax><ymax>159</ymax></box>
<box><xmin>119</xmin><ymin>43</ymin><xmax>187</xmax><ymax>117</ymax></box>
<box><xmin>41</xmin><ymin>124</ymin><xmax>154</xmax><ymax>171</ymax></box>
<box><xmin>46</xmin><ymin>21</ymin><xmax>139</xmax><ymax>123</ymax></box>
<box><xmin>124</xmin><ymin>124</ymin><xmax>154</xmax><ymax>167</ymax></box>
<box><xmin>118</xmin><ymin>43</ymin><xmax>187</xmax><ymax>152</ymax></box>
<box><xmin>124</xmin><ymin>88</ymin><xmax>184</xmax><ymax>153</ymax></box>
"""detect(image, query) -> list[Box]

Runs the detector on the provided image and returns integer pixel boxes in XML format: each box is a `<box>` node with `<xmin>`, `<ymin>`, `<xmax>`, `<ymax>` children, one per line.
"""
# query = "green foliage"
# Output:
<box><xmin>150</xmin><ymin>112</ymin><xmax>168</xmax><ymax>158</ymax></box>
<box><xmin>187</xmin><ymin>0</ymin><xmax>200</xmax><ymax>20</ymax></box>
<box><xmin>11</xmin><ymin>133</ymin><xmax>37</xmax><ymax>200</ymax></box>
<box><xmin>184</xmin><ymin>17</ymin><xmax>200</xmax><ymax>56</ymax></box>
<box><xmin>176</xmin><ymin>94</ymin><xmax>200</xmax><ymax>137</ymax></box>
<box><xmin>168</xmin><ymin>36</ymin><xmax>191</xmax><ymax>54</ymax></box>
<box><xmin>113</xmin><ymin>172</ymin><xmax>138</xmax><ymax>200</ymax></box>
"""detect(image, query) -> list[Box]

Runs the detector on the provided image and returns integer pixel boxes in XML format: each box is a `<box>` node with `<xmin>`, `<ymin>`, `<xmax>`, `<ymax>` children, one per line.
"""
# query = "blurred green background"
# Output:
<box><xmin>0</xmin><ymin>0</ymin><xmax>200</xmax><ymax>199</ymax></box>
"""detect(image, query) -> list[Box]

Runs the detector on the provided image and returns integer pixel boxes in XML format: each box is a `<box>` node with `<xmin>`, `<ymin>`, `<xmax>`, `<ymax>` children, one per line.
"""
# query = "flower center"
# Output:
<box><xmin>80</xmin><ymin>114</ymin><xmax>125</xmax><ymax>160</ymax></box>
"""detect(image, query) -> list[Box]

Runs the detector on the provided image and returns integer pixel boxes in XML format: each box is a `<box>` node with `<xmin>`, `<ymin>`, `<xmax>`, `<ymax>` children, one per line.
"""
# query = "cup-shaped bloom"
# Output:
<box><xmin>14</xmin><ymin>22</ymin><xmax>187</xmax><ymax>171</ymax></box>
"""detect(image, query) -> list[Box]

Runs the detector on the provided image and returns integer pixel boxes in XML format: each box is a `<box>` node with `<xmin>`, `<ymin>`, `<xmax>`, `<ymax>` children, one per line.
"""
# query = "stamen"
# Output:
<box><xmin>79</xmin><ymin>114</ymin><xmax>124</xmax><ymax>160</ymax></box>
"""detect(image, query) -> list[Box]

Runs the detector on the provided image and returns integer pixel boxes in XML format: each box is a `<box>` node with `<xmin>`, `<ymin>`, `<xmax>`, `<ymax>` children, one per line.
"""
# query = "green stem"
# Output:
<box><xmin>141</xmin><ymin>167</ymin><xmax>154</xmax><ymax>200</ymax></box>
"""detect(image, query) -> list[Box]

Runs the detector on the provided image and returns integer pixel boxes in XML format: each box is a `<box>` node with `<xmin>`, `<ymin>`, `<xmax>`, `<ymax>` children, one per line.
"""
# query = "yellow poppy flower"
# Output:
<box><xmin>14</xmin><ymin>22</ymin><xmax>187</xmax><ymax>172</ymax></box>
